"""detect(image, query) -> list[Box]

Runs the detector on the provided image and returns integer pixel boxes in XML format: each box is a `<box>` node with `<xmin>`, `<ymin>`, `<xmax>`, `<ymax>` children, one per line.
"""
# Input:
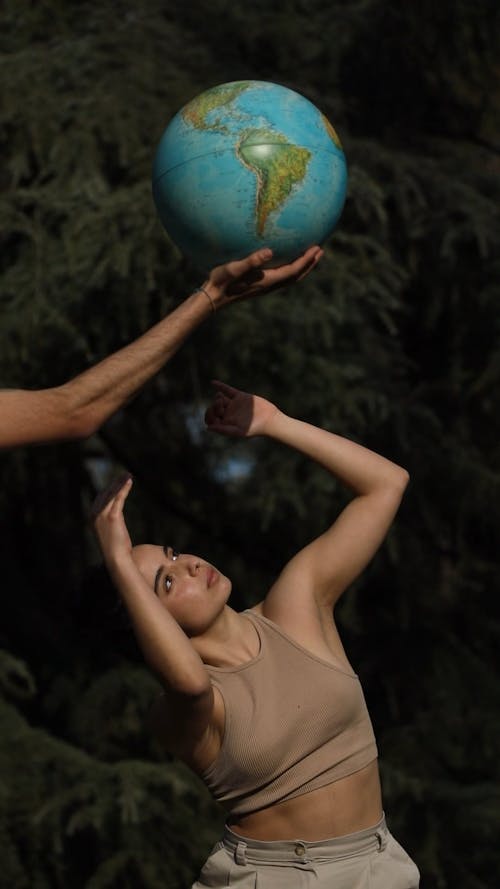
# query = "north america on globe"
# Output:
<box><xmin>181</xmin><ymin>82</ymin><xmax>250</xmax><ymax>133</ymax></box>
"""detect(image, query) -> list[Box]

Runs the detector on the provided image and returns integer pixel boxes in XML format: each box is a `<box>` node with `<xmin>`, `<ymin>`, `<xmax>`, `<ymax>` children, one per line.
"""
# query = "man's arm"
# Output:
<box><xmin>0</xmin><ymin>290</ymin><xmax>212</xmax><ymax>447</ymax></box>
<box><xmin>0</xmin><ymin>246</ymin><xmax>322</xmax><ymax>448</ymax></box>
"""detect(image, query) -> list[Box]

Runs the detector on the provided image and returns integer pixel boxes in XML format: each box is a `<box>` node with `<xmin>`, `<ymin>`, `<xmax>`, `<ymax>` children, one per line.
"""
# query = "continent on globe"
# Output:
<box><xmin>152</xmin><ymin>80</ymin><xmax>348</xmax><ymax>270</ymax></box>
<box><xmin>321</xmin><ymin>114</ymin><xmax>343</xmax><ymax>151</ymax></box>
<box><xmin>237</xmin><ymin>128</ymin><xmax>311</xmax><ymax>236</ymax></box>
<box><xmin>182</xmin><ymin>82</ymin><xmax>250</xmax><ymax>133</ymax></box>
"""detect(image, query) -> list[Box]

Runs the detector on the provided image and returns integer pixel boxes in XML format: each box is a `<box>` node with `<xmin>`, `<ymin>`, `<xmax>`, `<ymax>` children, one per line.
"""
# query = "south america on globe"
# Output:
<box><xmin>152</xmin><ymin>80</ymin><xmax>347</xmax><ymax>271</ymax></box>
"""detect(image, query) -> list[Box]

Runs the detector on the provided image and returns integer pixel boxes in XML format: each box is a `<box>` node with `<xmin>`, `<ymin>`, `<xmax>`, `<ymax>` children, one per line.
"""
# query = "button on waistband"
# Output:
<box><xmin>294</xmin><ymin>842</ymin><xmax>306</xmax><ymax>857</ymax></box>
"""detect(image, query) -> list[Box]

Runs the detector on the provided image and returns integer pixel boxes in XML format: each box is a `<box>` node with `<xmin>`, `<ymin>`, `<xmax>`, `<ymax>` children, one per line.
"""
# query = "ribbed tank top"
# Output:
<box><xmin>201</xmin><ymin>611</ymin><xmax>377</xmax><ymax>816</ymax></box>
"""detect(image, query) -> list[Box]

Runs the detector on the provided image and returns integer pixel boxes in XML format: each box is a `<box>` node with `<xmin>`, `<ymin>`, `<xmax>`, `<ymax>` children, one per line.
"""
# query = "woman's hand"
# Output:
<box><xmin>205</xmin><ymin>380</ymin><xmax>279</xmax><ymax>438</ymax></box>
<box><xmin>202</xmin><ymin>245</ymin><xmax>323</xmax><ymax>309</ymax></box>
<box><xmin>91</xmin><ymin>474</ymin><xmax>134</xmax><ymax>567</ymax></box>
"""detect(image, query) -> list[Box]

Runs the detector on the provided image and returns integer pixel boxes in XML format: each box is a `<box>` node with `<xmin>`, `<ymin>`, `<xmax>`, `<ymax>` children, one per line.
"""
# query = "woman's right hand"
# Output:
<box><xmin>91</xmin><ymin>474</ymin><xmax>134</xmax><ymax>566</ymax></box>
<box><xmin>205</xmin><ymin>380</ymin><xmax>279</xmax><ymax>438</ymax></box>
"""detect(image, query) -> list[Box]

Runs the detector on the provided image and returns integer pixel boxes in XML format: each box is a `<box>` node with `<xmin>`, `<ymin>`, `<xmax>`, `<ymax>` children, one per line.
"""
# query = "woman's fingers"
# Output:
<box><xmin>204</xmin><ymin>404</ymin><xmax>217</xmax><ymax>426</ymax></box>
<box><xmin>205</xmin><ymin>388</ymin><xmax>229</xmax><ymax>424</ymax></box>
<box><xmin>90</xmin><ymin>473</ymin><xmax>132</xmax><ymax>521</ymax></box>
<box><xmin>210</xmin><ymin>380</ymin><xmax>240</xmax><ymax>398</ymax></box>
<box><xmin>206</xmin><ymin>422</ymin><xmax>243</xmax><ymax>437</ymax></box>
<box><xmin>109</xmin><ymin>477</ymin><xmax>133</xmax><ymax>516</ymax></box>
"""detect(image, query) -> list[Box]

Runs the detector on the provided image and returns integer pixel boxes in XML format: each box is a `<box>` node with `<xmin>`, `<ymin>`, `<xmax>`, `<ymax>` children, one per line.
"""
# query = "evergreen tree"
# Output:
<box><xmin>1</xmin><ymin>1</ymin><xmax>499</xmax><ymax>885</ymax></box>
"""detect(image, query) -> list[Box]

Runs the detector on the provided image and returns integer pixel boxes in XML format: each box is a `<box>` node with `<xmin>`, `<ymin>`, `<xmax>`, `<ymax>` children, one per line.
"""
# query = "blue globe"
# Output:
<box><xmin>152</xmin><ymin>80</ymin><xmax>347</xmax><ymax>271</ymax></box>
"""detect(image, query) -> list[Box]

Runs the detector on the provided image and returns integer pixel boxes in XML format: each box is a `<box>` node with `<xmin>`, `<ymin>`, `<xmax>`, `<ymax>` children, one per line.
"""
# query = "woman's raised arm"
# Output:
<box><xmin>206</xmin><ymin>382</ymin><xmax>409</xmax><ymax>617</ymax></box>
<box><xmin>92</xmin><ymin>476</ymin><xmax>214</xmax><ymax>753</ymax></box>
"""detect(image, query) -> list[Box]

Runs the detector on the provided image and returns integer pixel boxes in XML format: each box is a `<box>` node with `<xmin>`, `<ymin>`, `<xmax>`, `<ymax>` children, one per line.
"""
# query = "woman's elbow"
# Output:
<box><xmin>153</xmin><ymin>661</ymin><xmax>212</xmax><ymax>700</ymax></box>
<box><xmin>377</xmin><ymin>466</ymin><xmax>410</xmax><ymax>499</ymax></box>
<box><xmin>396</xmin><ymin>466</ymin><xmax>410</xmax><ymax>491</ymax></box>
<box><xmin>387</xmin><ymin>467</ymin><xmax>410</xmax><ymax>505</ymax></box>
<box><xmin>174</xmin><ymin>675</ymin><xmax>212</xmax><ymax>700</ymax></box>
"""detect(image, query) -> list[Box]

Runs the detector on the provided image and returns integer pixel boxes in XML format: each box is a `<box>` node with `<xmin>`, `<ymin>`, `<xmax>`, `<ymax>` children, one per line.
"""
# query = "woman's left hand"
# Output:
<box><xmin>205</xmin><ymin>380</ymin><xmax>279</xmax><ymax>438</ymax></box>
<box><xmin>91</xmin><ymin>474</ymin><xmax>134</xmax><ymax>566</ymax></box>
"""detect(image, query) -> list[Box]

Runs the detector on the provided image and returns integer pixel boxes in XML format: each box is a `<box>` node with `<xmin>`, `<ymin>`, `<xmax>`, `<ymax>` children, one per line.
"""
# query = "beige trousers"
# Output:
<box><xmin>192</xmin><ymin>815</ymin><xmax>420</xmax><ymax>888</ymax></box>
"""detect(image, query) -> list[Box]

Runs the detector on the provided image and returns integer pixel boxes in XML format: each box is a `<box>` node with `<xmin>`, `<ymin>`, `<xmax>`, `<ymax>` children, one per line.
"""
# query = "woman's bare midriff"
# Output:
<box><xmin>227</xmin><ymin>759</ymin><xmax>383</xmax><ymax>841</ymax></box>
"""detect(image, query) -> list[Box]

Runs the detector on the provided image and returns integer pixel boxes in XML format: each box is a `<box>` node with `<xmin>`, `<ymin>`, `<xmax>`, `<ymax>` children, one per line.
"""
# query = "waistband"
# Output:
<box><xmin>223</xmin><ymin>815</ymin><xmax>389</xmax><ymax>865</ymax></box>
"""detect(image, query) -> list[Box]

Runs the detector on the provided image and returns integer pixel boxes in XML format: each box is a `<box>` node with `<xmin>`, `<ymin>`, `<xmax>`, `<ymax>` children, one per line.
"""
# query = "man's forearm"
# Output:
<box><xmin>60</xmin><ymin>289</ymin><xmax>212</xmax><ymax>435</ymax></box>
<box><xmin>1</xmin><ymin>246</ymin><xmax>323</xmax><ymax>448</ymax></box>
<box><xmin>0</xmin><ymin>289</ymin><xmax>212</xmax><ymax>447</ymax></box>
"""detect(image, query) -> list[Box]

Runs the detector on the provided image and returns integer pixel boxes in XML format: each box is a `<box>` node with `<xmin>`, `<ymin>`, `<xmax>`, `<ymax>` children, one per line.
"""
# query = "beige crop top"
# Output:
<box><xmin>201</xmin><ymin>611</ymin><xmax>377</xmax><ymax>817</ymax></box>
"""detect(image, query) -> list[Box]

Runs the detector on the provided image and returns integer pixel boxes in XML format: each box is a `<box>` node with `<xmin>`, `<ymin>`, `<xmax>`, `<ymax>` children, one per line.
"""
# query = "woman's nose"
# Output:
<box><xmin>188</xmin><ymin>559</ymin><xmax>200</xmax><ymax>576</ymax></box>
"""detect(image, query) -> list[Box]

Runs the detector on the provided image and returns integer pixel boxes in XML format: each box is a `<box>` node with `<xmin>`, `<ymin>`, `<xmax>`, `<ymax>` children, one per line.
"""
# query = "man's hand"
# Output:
<box><xmin>203</xmin><ymin>245</ymin><xmax>323</xmax><ymax>308</ymax></box>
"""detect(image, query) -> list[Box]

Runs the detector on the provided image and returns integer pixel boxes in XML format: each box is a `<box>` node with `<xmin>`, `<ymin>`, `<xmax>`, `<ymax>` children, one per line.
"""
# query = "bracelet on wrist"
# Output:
<box><xmin>194</xmin><ymin>286</ymin><xmax>217</xmax><ymax>313</ymax></box>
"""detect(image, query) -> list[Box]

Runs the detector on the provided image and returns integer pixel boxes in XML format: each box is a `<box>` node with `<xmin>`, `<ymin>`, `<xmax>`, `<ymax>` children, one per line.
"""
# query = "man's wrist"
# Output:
<box><xmin>199</xmin><ymin>280</ymin><xmax>228</xmax><ymax>311</ymax></box>
<box><xmin>194</xmin><ymin>284</ymin><xmax>217</xmax><ymax>313</ymax></box>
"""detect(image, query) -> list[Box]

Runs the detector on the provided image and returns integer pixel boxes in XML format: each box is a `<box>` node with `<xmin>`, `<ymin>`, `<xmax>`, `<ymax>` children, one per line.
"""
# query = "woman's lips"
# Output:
<box><xmin>207</xmin><ymin>567</ymin><xmax>218</xmax><ymax>588</ymax></box>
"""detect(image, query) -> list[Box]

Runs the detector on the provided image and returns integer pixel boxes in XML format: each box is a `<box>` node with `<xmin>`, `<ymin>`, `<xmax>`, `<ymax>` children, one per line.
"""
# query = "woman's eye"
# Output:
<box><xmin>171</xmin><ymin>549</ymin><xmax>179</xmax><ymax>561</ymax></box>
<box><xmin>164</xmin><ymin>575</ymin><xmax>173</xmax><ymax>592</ymax></box>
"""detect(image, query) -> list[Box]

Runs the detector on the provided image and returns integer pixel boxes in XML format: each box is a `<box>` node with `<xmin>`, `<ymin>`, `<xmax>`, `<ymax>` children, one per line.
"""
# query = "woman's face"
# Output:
<box><xmin>131</xmin><ymin>544</ymin><xmax>232</xmax><ymax>636</ymax></box>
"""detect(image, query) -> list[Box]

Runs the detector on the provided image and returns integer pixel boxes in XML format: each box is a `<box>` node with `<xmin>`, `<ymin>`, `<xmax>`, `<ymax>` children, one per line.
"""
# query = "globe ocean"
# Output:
<box><xmin>152</xmin><ymin>80</ymin><xmax>347</xmax><ymax>271</ymax></box>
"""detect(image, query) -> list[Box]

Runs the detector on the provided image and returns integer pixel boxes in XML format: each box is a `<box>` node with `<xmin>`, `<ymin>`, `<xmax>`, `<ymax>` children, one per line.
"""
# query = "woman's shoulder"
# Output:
<box><xmin>247</xmin><ymin>601</ymin><xmax>265</xmax><ymax>616</ymax></box>
<box><xmin>246</xmin><ymin>600</ymin><xmax>353</xmax><ymax>672</ymax></box>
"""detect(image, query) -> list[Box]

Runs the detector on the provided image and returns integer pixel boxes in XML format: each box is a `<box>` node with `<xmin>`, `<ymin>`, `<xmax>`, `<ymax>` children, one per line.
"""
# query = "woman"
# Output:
<box><xmin>93</xmin><ymin>382</ymin><xmax>420</xmax><ymax>888</ymax></box>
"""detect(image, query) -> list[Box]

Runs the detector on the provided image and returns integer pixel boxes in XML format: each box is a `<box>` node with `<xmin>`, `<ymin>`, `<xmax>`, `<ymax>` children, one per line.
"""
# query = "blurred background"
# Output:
<box><xmin>1</xmin><ymin>1</ymin><xmax>499</xmax><ymax>886</ymax></box>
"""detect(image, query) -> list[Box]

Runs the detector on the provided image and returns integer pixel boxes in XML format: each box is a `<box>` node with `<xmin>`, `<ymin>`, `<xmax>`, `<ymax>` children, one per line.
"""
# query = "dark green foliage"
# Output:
<box><xmin>0</xmin><ymin>698</ymin><xmax>222</xmax><ymax>888</ymax></box>
<box><xmin>1</xmin><ymin>0</ymin><xmax>499</xmax><ymax>886</ymax></box>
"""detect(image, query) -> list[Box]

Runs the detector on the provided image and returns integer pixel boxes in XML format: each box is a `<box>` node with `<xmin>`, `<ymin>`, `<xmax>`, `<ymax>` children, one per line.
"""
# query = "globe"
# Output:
<box><xmin>152</xmin><ymin>80</ymin><xmax>347</xmax><ymax>271</ymax></box>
